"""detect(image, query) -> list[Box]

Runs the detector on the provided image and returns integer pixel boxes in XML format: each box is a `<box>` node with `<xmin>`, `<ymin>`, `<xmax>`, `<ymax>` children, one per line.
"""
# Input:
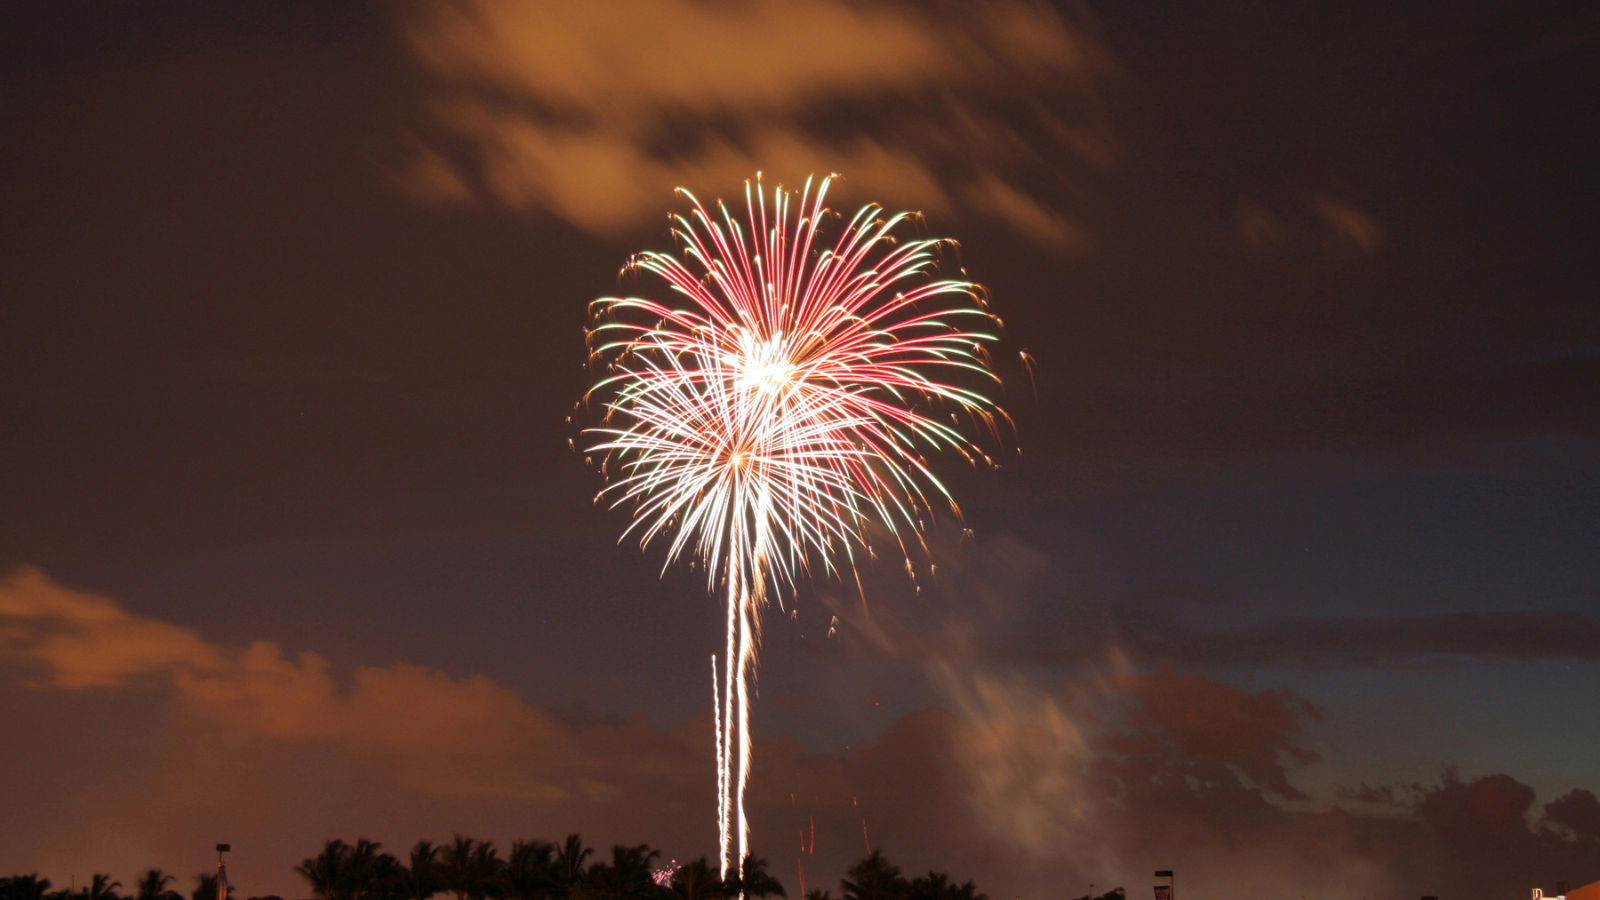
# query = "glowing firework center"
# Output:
<box><xmin>582</xmin><ymin>174</ymin><xmax>1011</xmax><ymax>881</ymax></box>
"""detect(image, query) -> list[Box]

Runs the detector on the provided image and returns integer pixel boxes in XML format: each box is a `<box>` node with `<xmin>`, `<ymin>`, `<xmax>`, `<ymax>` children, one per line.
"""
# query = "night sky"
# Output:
<box><xmin>3</xmin><ymin>2</ymin><xmax>1598</xmax><ymax>898</ymax></box>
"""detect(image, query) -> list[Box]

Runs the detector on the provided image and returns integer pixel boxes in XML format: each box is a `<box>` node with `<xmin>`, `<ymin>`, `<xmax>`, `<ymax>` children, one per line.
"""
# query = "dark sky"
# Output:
<box><xmin>3</xmin><ymin>2</ymin><xmax>1598</xmax><ymax>898</ymax></box>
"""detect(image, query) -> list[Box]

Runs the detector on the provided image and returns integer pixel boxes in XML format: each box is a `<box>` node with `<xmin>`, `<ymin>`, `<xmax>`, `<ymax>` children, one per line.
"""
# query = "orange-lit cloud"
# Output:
<box><xmin>1313</xmin><ymin>193</ymin><xmax>1382</xmax><ymax>250</ymax></box>
<box><xmin>0</xmin><ymin>566</ymin><xmax>224</xmax><ymax>688</ymax></box>
<box><xmin>0</xmin><ymin>566</ymin><xmax>716</xmax><ymax>896</ymax></box>
<box><xmin>396</xmin><ymin>0</ymin><xmax>1110</xmax><ymax>242</ymax></box>
<box><xmin>0</xmin><ymin>566</ymin><xmax>698</xmax><ymax>804</ymax></box>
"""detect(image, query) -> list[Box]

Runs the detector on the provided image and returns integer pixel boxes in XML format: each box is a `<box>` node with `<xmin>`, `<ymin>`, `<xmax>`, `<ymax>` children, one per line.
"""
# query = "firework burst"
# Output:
<box><xmin>582</xmin><ymin>174</ymin><xmax>1011</xmax><ymax>880</ymax></box>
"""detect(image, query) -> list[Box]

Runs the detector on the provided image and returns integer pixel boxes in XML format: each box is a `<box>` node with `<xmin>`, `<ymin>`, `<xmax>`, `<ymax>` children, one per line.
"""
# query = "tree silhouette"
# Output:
<box><xmin>3</xmin><ymin>875</ymin><xmax>54</xmax><ymax>900</ymax></box>
<box><xmin>366</xmin><ymin>849</ymin><xmax>410</xmax><ymax>900</ymax></box>
<box><xmin>667</xmin><ymin>859</ymin><xmax>724</xmax><ymax>900</ymax></box>
<box><xmin>347</xmin><ymin>839</ymin><xmax>385</xmax><ymax>900</ymax></box>
<box><xmin>440</xmin><ymin>835</ymin><xmax>504</xmax><ymax>900</ymax></box>
<box><xmin>82</xmin><ymin>875</ymin><xmax>122</xmax><ymax>900</ymax></box>
<box><xmin>578</xmin><ymin>845</ymin><xmax>663</xmax><ymax>900</ymax></box>
<box><xmin>6</xmin><ymin>835</ymin><xmax>996</xmax><ymax>900</ymax></box>
<box><xmin>135</xmin><ymin>871</ymin><xmax>182</xmax><ymax>900</ymax></box>
<box><xmin>506</xmin><ymin>841</ymin><xmax>557</xmax><ymax>900</ymax></box>
<box><xmin>405</xmin><ymin>841</ymin><xmax>443</xmax><ymax>900</ymax></box>
<box><xmin>192</xmin><ymin>873</ymin><xmax>220</xmax><ymax>900</ymax></box>
<box><xmin>553</xmin><ymin>835</ymin><xmax>592</xmax><ymax>898</ymax></box>
<box><xmin>840</xmin><ymin>853</ymin><xmax>906</xmax><ymax>900</ymax></box>
<box><xmin>908</xmin><ymin>874</ymin><xmax>982</xmax><ymax>900</ymax></box>
<box><xmin>440</xmin><ymin>836</ymin><xmax>476</xmax><ymax>900</ymax></box>
<box><xmin>298</xmin><ymin>840</ymin><xmax>351</xmax><ymax>900</ymax></box>
<box><xmin>725</xmin><ymin>857</ymin><xmax>783</xmax><ymax>900</ymax></box>
<box><xmin>470</xmin><ymin>841</ymin><xmax>506</xmax><ymax>900</ymax></box>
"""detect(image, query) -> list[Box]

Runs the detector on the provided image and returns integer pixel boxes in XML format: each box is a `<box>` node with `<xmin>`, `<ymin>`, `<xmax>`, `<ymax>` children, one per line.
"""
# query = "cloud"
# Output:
<box><xmin>0</xmin><ymin>565</ymin><xmax>721</xmax><ymax>896</ymax></box>
<box><xmin>1107</xmin><ymin>667</ymin><xmax>1320</xmax><ymax>800</ymax></box>
<box><xmin>813</xmin><ymin>535</ymin><xmax>1600</xmax><ymax>673</ymax></box>
<box><xmin>1197</xmin><ymin>609</ymin><xmax>1600</xmax><ymax>668</ymax></box>
<box><xmin>420</xmin><ymin>105</ymin><xmax>948</xmax><ymax>233</ymax></box>
<box><xmin>0</xmin><ymin>566</ymin><xmax>700</xmax><ymax>804</ymax></box>
<box><xmin>801</xmin><ymin>562</ymin><xmax>1600</xmax><ymax>894</ymax></box>
<box><xmin>943</xmin><ymin>579</ymin><xmax>1600</xmax><ymax>670</ymax></box>
<box><xmin>396</xmin><ymin>0</ymin><xmax>1111</xmax><ymax>242</ymax></box>
<box><xmin>0</xmin><ymin>566</ymin><xmax>224</xmax><ymax>688</ymax></box>
<box><xmin>1231</xmin><ymin>192</ymin><xmax>1381</xmax><ymax>253</ymax></box>
<box><xmin>1545</xmin><ymin>788</ymin><xmax>1600</xmax><ymax>841</ymax></box>
<box><xmin>961</xmin><ymin>173</ymin><xmax>1091</xmax><ymax>252</ymax></box>
<box><xmin>905</xmin><ymin>666</ymin><xmax>1599</xmax><ymax>898</ymax></box>
<box><xmin>1312</xmin><ymin>193</ymin><xmax>1382</xmax><ymax>250</ymax></box>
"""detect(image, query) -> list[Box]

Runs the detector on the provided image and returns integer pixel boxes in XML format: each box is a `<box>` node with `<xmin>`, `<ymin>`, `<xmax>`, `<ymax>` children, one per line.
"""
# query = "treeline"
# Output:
<box><xmin>3</xmin><ymin>835</ymin><xmax>1001</xmax><ymax>900</ymax></box>
<box><xmin>0</xmin><ymin>871</ymin><xmax>261</xmax><ymax>900</ymax></box>
<box><xmin>289</xmin><ymin>835</ymin><xmax>980</xmax><ymax>900</ymax></box>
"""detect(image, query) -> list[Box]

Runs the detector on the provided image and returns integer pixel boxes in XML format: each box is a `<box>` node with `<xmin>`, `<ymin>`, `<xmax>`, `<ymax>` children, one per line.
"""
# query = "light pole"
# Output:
<box><xmin>1154</xmin><ymin>870</ymin><xmax>1175</xmax><ymax>900</ymax></box>
<box><xmin>215</xmin><ymin>844</ymin><xmax>230</xmax><ymax>900</ymax></box>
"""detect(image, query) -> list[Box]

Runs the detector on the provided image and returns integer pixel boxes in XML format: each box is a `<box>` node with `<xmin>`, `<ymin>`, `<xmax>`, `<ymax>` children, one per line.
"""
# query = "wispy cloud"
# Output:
<box><xmin>395</xmin><ymin>0</ymin><xmax>1110</xmax><ymax>242</ymax></box>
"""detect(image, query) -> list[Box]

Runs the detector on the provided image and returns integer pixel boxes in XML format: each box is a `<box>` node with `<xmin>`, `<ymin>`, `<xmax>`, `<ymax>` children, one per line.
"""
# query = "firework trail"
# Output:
<box><xmin>584</xmin><ymin>174</ymin><xmax>1010</xmax><ymax>879</ymax></box>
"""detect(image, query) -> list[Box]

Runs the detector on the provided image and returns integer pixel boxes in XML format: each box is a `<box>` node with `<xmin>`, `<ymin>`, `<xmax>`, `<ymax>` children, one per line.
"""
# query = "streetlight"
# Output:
<box><xmin>215</xmin><ymin>844</ymin><xmax>231</xmax><ymax>900</ymax></box>
<box><xmin>1154</xmin><ymin>870</ymin><xmax>1175</xmax><ymax>900</ymax></box>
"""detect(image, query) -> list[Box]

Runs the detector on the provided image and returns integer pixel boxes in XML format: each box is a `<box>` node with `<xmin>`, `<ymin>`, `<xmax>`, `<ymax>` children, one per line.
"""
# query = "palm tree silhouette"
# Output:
<box><xmin>192</xmin><ymin>873</ymin><xmax>220</xmax><ymax>900</ymax></box>
<box><xmin>368</xmin><ymin>848</ymin><xmax>410</xmax><ymax>900</ymax></box>
<box><xmin>294</xmin><ymin>837</ymin><xmax>403</xmax><ymax>900</ymax></box>
<box><xmin>354</xmin><ymin>840</ymin><xmax>384</xmax><ymax>897</ymax></box>
<box><xmin>726</xmin><ymin>857</ymin><xmax>783</xmax><ymax>900</ymax></box>
<box><xmin>553</xmin><ymin>835</ymin><xmax>592</xmax><ymax>897</ymax></box>
<box><xmin>840</xmin><ymin>852</ymin><xmax>906</xmax><ymax>900</ymax></box>
<box><xmin>298</xmin><ymin>840</ymin><xmax>352</xmax><ymax>900</ymax></box>
<box><xmin>440</xmin><ymin>836</ymin><xmax>476</xmax><ymax>900</ymax></box>
<box><xmin>3</xmin><ymin>875</ymin><xmax>55</xmax><ymax>900</ymax></box>
<box><xmin>345</xmin><ymin>838</ymin><xmax>387</xmax><ymax>900</ymax></box>
<box><xmin>506</xmin><ymin>841</ymin><xmax>557</xmax><ymax>900</ymax></box>
<box><xmin>668</xmin><ymin>859</ymin><xmax>724</xmax><ymax>900</ymax></box>
<box><xmin>582</xmin><ymin>845</ymin><xmax>662</xmax><ymax>900</ymax></box>
<box><xmin>82</xmin><ymin>875</ymin><xmax>122</xmax><ymax>900</ymax></box>
<box><xmin>406</xmin><ymin>841</ymin><xmax>443</xmax><ymax>900</ymax></box>
<box><xmin>135</xmin><ymin>871</ymin><xmax>182</xmax><ymax>900</ymax></box>
<box><xmin>440</xmin><ymin>835</ymin><xmax>504</xmax><ymax>900</ymax></box>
